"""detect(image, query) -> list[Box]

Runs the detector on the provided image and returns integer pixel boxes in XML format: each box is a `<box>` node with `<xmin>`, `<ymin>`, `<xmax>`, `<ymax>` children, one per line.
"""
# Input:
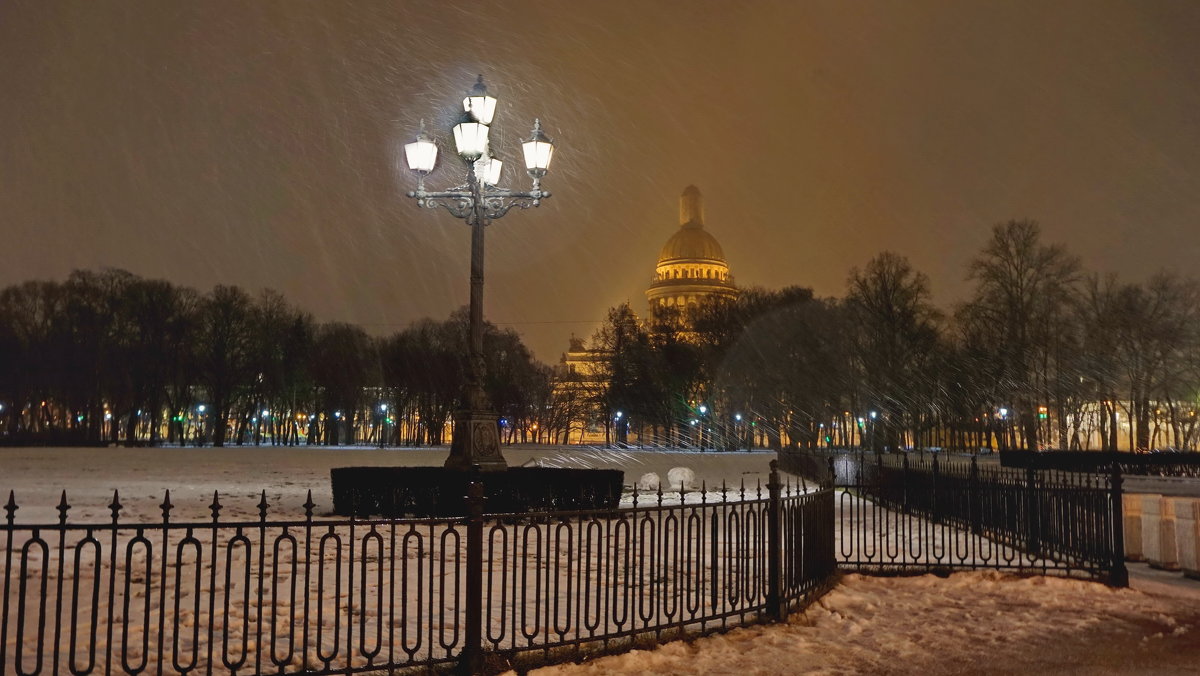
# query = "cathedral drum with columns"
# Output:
<box><xmin>646</xmin><ymin>185</ymin><xmax>738</xmax><ymax>322</ymax></box>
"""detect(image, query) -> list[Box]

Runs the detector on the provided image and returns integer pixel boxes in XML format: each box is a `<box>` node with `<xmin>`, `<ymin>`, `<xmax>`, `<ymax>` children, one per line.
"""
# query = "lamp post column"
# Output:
<box><xmin>467</xmin><ymin>174</ymin><xmax>487</xmax><ymax>410</ymax></box>
<box><xmin>447</xmin><ymin>171</ymin><xmax>505</xmax><ymax>471</ymax></box>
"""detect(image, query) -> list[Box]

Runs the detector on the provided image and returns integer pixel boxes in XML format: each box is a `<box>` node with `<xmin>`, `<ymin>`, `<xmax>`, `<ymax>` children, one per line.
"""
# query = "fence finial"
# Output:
<box><xmin>108</xmin><ymin>490</ymin><xmax>121</xmax><ymax>521</ymax></box>
<box><xmin>209</xmin><ymin>491</ymin><xmax>222</xmax><ymax>521</ymax></box>
<box><xmin>57</xmin><ymin>490</ymin><xmax>70</xmax><ymax>524</ymax></box>
<box><xmin>303</xmin><ymin>489</ymin><xmax>315</xmax><ymax>519</ymax></box>
<box><xmin>5</xmin><ymin>490</ymin><xmax>18</xmax><ymax>523</ymax></box>
<box><xmin>258</xmin><ymin>490</ymin><xmax>270</xmax><ymax>521</ymax></box>
<box><xmin>160</xmin><ymin>490</ymin><xmax>173</xmax><ymax>522</ymax></box>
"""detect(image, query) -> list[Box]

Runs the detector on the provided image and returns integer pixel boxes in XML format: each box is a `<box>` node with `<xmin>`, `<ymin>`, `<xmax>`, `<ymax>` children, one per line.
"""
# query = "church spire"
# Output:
<box><xmin>679</xmin><ymin>185</ymin><xmax>704</xmax><ymax>229</ymax></box>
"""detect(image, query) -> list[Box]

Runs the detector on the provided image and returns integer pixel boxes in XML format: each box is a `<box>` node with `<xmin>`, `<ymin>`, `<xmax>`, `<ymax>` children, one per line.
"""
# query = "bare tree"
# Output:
<box><xmin>959</xmin><ymin>220</ymin><xmax>1080</xmax><ymax>450</ymax></box>
<box><xmin>846</xmin><ymin>252</ymin><xmax>941</xmax><ymax>451</ymax></box>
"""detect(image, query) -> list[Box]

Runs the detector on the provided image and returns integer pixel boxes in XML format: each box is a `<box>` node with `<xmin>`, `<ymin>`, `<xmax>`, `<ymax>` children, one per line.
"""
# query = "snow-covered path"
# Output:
<box><xmin>522</xmin><ymin>570</ymin><xmax>1200</xmax><ymax>675</ymax></box>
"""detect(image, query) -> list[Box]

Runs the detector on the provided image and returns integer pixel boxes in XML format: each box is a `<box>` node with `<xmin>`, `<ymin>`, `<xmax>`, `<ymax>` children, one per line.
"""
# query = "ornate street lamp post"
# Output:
<box><xmin>402</xmin><ymin>75</ymin><xmax>555</xmax><ymax>471</ymax></box>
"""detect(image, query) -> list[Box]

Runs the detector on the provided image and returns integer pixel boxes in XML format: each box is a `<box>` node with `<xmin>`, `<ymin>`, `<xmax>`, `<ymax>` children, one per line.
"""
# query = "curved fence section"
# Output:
<box><xmin>1</xmin><ymin>463</ymin><xmax>835</xmax><ymax>675</ymax></box>
<box><xmin>780</xmin><ymin>449</ymin><xmax>1127</xmax><ymax>585</ymax></box>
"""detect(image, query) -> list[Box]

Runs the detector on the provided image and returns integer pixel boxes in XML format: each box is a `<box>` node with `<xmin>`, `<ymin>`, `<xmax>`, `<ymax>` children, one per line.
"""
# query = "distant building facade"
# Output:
<box><xmin>556</xmin><ymin>186</ymin><xmax>739</xmax><ymax>444</ymax></box>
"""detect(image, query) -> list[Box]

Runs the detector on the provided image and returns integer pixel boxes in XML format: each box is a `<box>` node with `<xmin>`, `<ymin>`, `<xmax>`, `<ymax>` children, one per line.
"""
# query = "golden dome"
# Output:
<box><xmin>656</xmin><ymin>186</ymin><xmax>727</xmax><ymax>263</ymax></box>
<box><xmin>659</xmin><ymin>227</ymin><xmax>726</xmax><ymax>263</ymax></box>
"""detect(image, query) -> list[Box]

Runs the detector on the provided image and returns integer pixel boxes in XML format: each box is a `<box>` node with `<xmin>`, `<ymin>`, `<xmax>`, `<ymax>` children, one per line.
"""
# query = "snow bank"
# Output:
<box><xmin>523</xmin><ymin>571</ymin><xmax>1200</xmax><ymax>675</ymax></box>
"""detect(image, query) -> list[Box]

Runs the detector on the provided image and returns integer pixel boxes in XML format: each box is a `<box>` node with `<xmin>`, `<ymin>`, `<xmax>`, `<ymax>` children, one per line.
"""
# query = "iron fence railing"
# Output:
<box><xmin>2</xmin><ymin>462</ymin><xmax>835</xmax><ymax>675</ymax></box>
<box><xmin>779</xmin><ymin>449</ymin><xmax>1127</xmax><ymax>586</ymax></box>
<box><xmin>999</xmin><ymin>450</ymin><xmax>1200</xmax><ymax>477</ymax></box>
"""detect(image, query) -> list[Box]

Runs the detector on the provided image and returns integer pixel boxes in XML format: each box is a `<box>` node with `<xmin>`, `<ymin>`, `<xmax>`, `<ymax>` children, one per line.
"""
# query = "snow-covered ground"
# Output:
<box><xmin>0</xmin><ymin>446</ymin><xmax>779</xmax><ymax>523</ymax></box>
<box><xmin>523</xmin><ymin>570</ymin><xmax>1200</xmax><ymax>676</ymax></box>
<box><xmin>4</xmin><ymin>446</ymin><xmax>1200</xmax><ymax>675</ymax></box>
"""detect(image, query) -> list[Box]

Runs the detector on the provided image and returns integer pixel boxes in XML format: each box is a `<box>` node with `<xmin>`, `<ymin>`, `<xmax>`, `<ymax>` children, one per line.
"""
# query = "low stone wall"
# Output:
<box><xmin>1127</xmin><ymin>493</ymin><xmax>1200</xmax><ymax>579</ymax></box>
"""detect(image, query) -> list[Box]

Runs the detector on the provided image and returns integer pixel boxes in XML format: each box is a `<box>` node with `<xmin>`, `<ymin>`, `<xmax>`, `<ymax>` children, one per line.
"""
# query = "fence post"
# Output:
<box><xmin>1108</xmin><ymin>461</ymin><xmax>1129</xmax><ymax>587</ymax></box>
<box><xmin>931</xmin><ymin>453</ymin><xmax>940</xmax><ymax>524</ymax></box>
<box><xmin>1025</xmin><ymin>466</ymin><xmax>1041</xmax><ymax>556</ymax></box>
<box><xmin>459</xmin><ymin>468</ymin><xmax>485</xmax><ymax>675</ymax></box>
<box><xmin>970</xmin><ymin>456</ymin><xmax>981</xmax><ymax>535</ymax></box>
<box><xmin>767</xmin><ymin>460</ymin><xmax>783</xmax><ymax>620</ymax></box>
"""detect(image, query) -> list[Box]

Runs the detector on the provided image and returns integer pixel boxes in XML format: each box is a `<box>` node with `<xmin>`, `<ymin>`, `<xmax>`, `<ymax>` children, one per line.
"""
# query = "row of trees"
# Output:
<box><xmin>0</xmin><ymin>269</ymin><xmax>558</xmax><ymax>446</ymax></box>
<box><xmin>3</xmin><ymin>221</ymin><xmax>1197</xmax><ymax>452</ymax></box>
<box><xmin>582</xmin><ymin>221</ymin><xmax>1200</xmax><ymax>452</ymax></box>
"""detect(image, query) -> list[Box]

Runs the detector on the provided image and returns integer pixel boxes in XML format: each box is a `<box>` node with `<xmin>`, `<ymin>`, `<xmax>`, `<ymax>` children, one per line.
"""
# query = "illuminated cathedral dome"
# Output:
<box><xmin>646</xmin><ymin>186</ymin><xmax>738</xmax><ymax>322</ymax></box>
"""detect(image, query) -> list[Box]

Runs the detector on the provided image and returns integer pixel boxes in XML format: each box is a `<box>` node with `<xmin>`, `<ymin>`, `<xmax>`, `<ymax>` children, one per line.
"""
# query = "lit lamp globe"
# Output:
<box><xmin>453</xmin><ymin>114</ymin><xmax>490</xmax><ymax>160</ymax></box>
<box><xmin>463</xmin><ymin>75</ymin><xmax>497</xmax><ymax>125</ymax></box>
<box><xmin>477</xmin><ymin>156</ymin><xmax>503</xmax><ymax>186</ymax></box>
<box><xmin>522</xmin><ymin>119</ymin><xmax>555</xmax><ymax>177</ymax></box>
<box><xmin>404</xmin><ymin>122</ymin><xmax>438</xmax><ymax>174</ymax></box>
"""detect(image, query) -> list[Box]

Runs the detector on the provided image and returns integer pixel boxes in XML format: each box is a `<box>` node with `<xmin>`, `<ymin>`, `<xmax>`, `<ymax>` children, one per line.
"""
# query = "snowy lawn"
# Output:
<box><xmin>0</xmin><ymin>446</ymin><xmax>779</xmax><ymax>522</ymax></box>
<box><xmin>522</xmin><ymin>570</ymin><xmax>1200</xmax><ymax>676</ymax></box>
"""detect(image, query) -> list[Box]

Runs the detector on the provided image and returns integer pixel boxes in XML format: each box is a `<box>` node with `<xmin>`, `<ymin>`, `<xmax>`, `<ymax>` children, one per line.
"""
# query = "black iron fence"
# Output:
<box><xmin>999</xmin><ymin>450</ymin><xmax>1200</xmax><ymax>477</ymax></box>
<box><xmin>1</xmin><ymin>463</ymin><xmax>835</xmax><ymax>675</ymax></box>
<box><xmin>779</xmin><ymin>449</ymin><xmax>1127</xmax><ymax>586</ymax></box>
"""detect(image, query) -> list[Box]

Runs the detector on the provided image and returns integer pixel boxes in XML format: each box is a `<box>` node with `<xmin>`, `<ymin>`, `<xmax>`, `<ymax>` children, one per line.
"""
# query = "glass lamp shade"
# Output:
<box><xmin>463</xmin><ymin>94</ymin><xmax>497</xmax><ymax>125</ymax></box>
<box><xmin>463</xmin><ymin>75</ymin><xmax>498</xmax><ymax>125</ymax></box>
<box><xmin>478</xmin><ymin>157</ymin><xmax>503</xmax><ymax>185</ymax></box>
<box><xmin>453</xmin><ymin>121</ymin><xmax>490</xmax><ymax>159</ymax></box>
<box><xmin>522</xmin><ymin>119</ymin><xmax>554</xmax><ymax>177</ymax></box>
<box><xmin>404</xmin><ymin>137</ymin><xmax>438</xmax><ymax>174</ymax></box>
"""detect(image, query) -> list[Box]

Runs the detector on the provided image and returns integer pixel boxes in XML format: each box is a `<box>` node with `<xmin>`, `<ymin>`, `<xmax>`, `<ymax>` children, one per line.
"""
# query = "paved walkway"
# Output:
<box><xmin>1127</xmin><ymin>560</ymin><xmax>1200</xmax><ymax>601</ymax></box>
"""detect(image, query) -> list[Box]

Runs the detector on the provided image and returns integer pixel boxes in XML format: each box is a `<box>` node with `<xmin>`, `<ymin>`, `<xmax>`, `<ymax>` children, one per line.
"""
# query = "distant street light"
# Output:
<box><xmin>403</xmin><ymin>75</ymin><xmax>555</xmax><ymax>471</ymax></box>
